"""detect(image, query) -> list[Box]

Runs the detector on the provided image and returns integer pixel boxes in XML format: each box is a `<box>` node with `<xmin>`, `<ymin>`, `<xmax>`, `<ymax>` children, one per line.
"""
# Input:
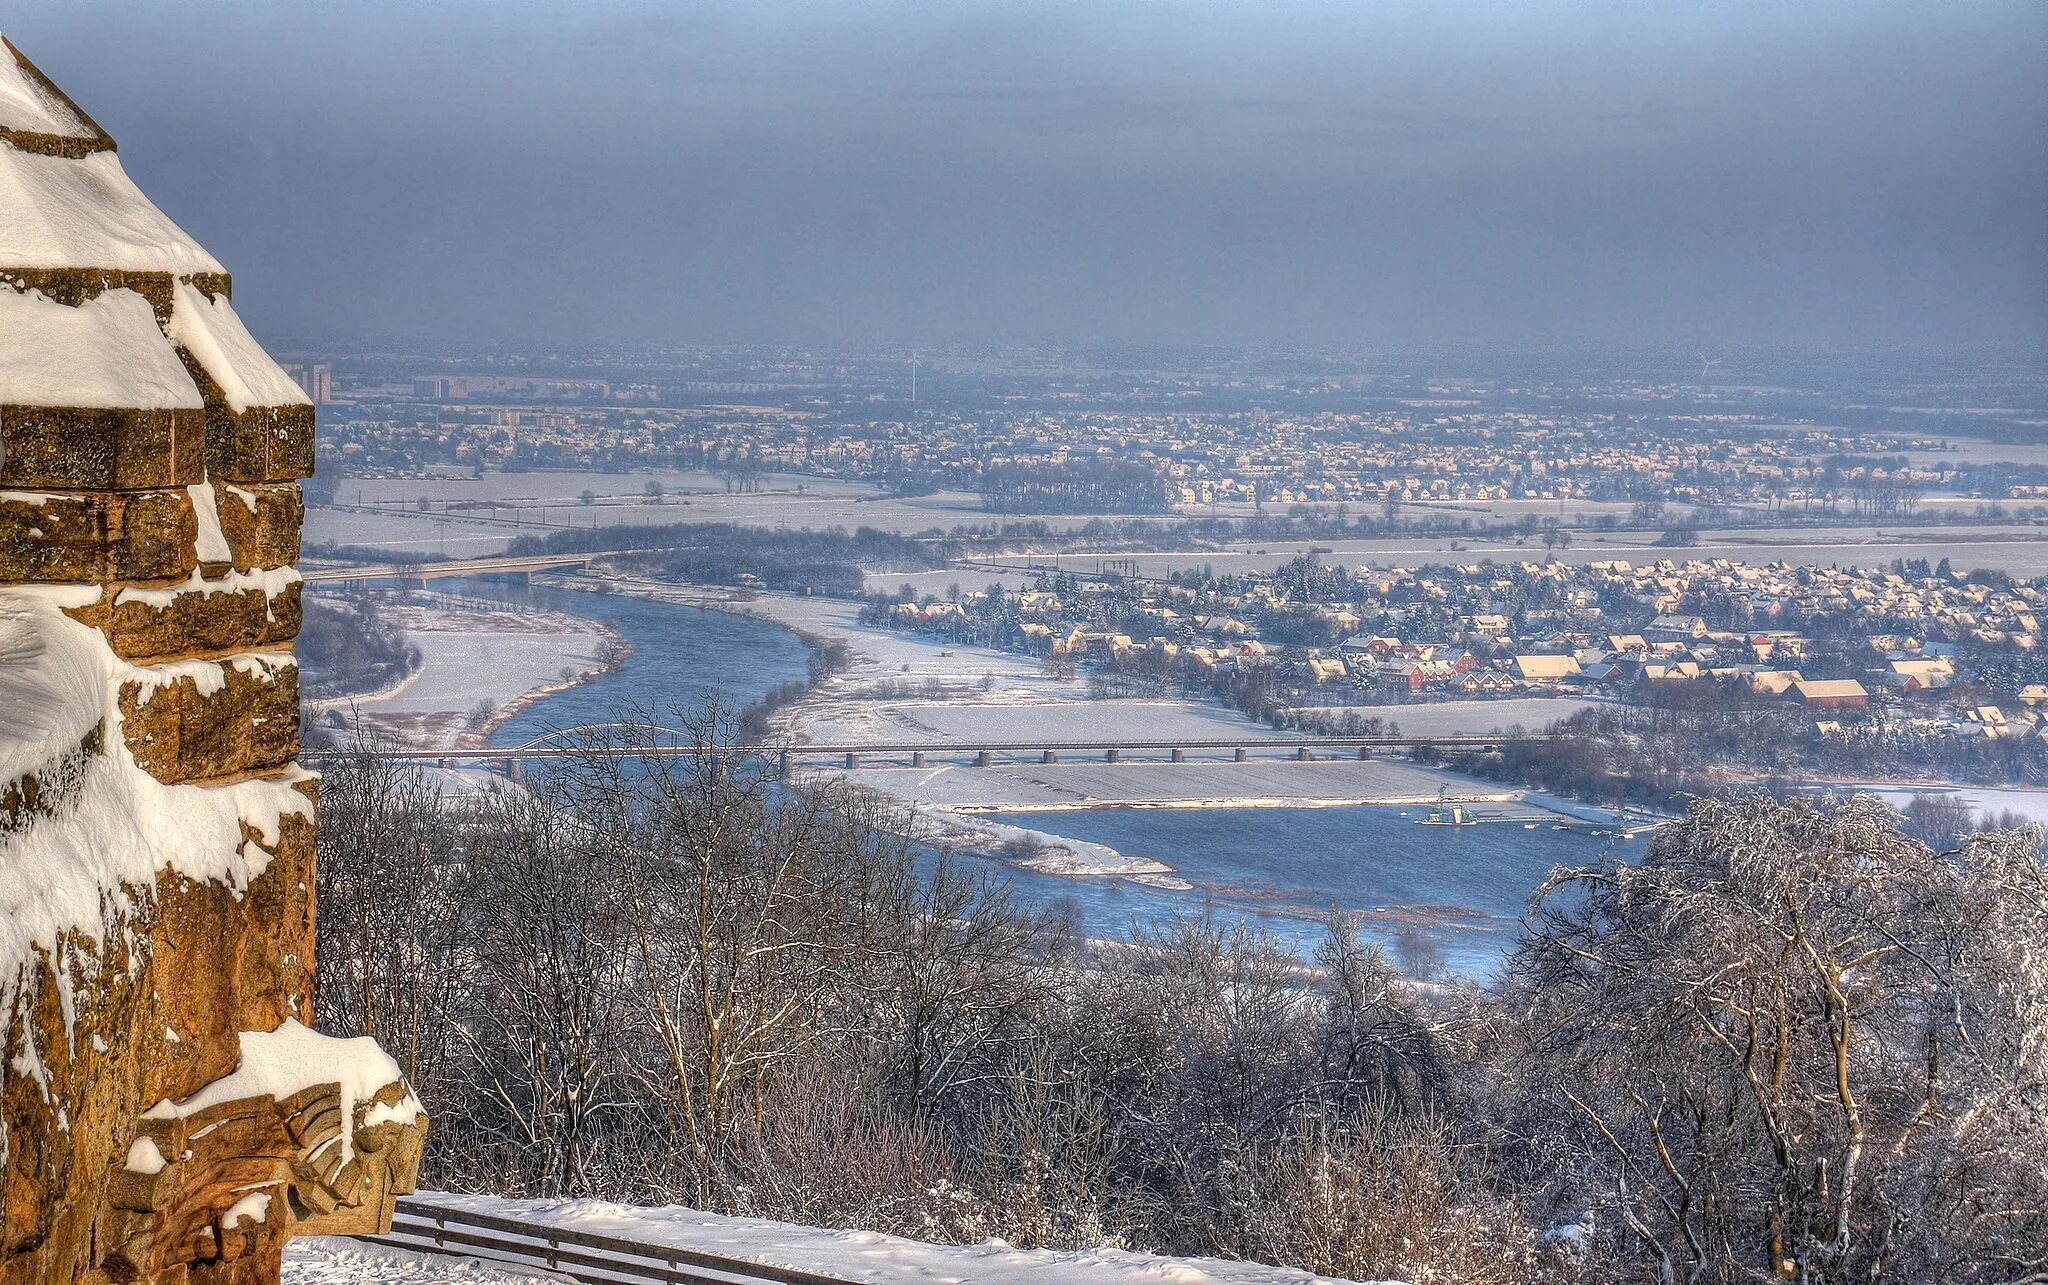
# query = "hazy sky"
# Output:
<box><xmin>9</xmin><ymin>1</ymin><xmax>2045</xmax><ymax>356</ymax></box>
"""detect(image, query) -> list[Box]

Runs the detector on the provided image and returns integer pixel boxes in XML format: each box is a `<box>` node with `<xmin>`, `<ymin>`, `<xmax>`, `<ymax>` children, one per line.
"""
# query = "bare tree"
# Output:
<box><xmin>452</xmin><ymin>784</ymin><xmax>638</xmax><ymax>1198</ymax></box>
<box><xmin>1509</xmin><ymin>793</ymin><xmax>2048</xmax><ymax>1282</ymax></box>
<box><xmin>315</xmin><ymin>734</ymin><xmax>470</xmax><ymax>1094</ymax></box>
<box><xmin>550</xmin><ymin>703</ymin><xmax>922</xmax><ymax>1205</ymax></box>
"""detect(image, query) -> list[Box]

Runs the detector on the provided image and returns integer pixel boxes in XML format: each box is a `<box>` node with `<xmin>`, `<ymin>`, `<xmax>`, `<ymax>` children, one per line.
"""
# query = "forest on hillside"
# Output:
<box><xmin>316</xmin><ymin>708</ymin><xmax>2048</xmax><ymax>1285</ymax></box>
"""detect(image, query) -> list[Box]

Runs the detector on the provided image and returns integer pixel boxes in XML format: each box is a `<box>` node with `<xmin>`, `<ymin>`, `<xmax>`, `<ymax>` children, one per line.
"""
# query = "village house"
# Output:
<box><xmin>1511</xmin><ymin>654</ymin><xmax>1582</xmax><ymax>684</ymax></box>
<box><xmin>1885</xmin><ymin>656</ymin><xmax>1955</xmax><ymax>692</ymax></box>
<box><xmin>1793</xmin><ymin>678</ymin><xmax>1870</xmax><ymax>709</ymax></box>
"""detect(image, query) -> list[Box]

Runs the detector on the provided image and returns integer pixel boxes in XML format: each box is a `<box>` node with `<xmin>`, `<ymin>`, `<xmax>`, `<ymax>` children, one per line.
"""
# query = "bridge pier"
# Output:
<box><xmin>1234</xmin><ymin>747</ymin><xmax>1247</xmax><ymax>762</ymax></box>
<box><xmin>912</xmin><ymin>751</ymin><xmax>926</xmax><ymax>767</ymax></box>
<box><xmin>845</xmin><ymin>752</ymin><xmax>861</xmax><ymax>769</ymax></box>
<box><xmin>1297</xmin><ymin>746</ymin><xmax>1313</xmax><ymax>761</ymax></box>
<box><xmin>1042</xmin><ymin>750</ymin><xmax>1057</xmax><ymax>765</ymax></box>
<box><xmin>976</xmin><ymin>750</ymin><xmax>992</xmax><ymax>767</ymax></box>
<box><xmin>1171</xmin><ymin>748</ymin><xmax>1185</xmax><ymax>763</ymax></box>
<box><xmin>1357</xmin><ymin>746</ymin><xmax>1373</xmax><ymax>760</ymax></box>
<box><xmin>1105</xmin><ymin>748</ymin><xmax>1120</xmax><ymax>763</ymax></box>
<box><xmin>780</xmin><ymin>749</ymin><xmax>791</xmax><ymax>777</ymax></box>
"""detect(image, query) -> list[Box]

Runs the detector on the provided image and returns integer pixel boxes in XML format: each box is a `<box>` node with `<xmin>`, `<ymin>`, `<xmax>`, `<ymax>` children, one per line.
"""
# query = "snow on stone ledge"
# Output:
<box><xmin>0</xmin><ymin>146</ymin><xmax>223</xmax><ymax>275</ymax></box>
<box><xmin>112</xmin><ymin>566</ymin><xmax>302</xmax><ymax>611</ymax></box>
<box><xmin>0</xmin><ymin>286</ymin><xmax>202</xmax><ymax>409</ymax></box>
<box><xmin>0</xmin><ymin>38</ymin><xmax>95</xmax><ymax>140</ymax></box>
<box><xmin>0</xmin><ymin>589</ymin><xmax>315</xmax><ymax>1062</ymax></box>
<box><xmin>151</xmin><ymin>1020</ymin><xmax>412</xmax><ymax>1120</ymax></box>
<box><xmin>166</xmin><ymin>282</ymin><xmax>311</xmax><ymax>413</ymax></box>
<box><xmin>147</xmin><ymin>1019</ymin><xmax>420</xmax><ymax>1162</ymax></box>
<box><xmin>0</xmin><ymin>592</ymin><xmax>102</xmax><ymax>789</ymax></box>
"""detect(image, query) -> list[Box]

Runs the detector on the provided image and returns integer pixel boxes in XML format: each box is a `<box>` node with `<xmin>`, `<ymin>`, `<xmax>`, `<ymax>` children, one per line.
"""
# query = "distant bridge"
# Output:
<box><xmin>300</xmin><ymin>553</ymin><xmax>598</xmax><ymax>584</ymax></box>
<box><xmin>337</xmin><ymin>734</ymin><xmax>1542</xmax><ymax>774</ymax></box>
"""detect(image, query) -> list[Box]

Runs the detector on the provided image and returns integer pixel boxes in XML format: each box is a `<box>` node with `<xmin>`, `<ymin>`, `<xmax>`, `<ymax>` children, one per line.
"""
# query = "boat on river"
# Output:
<box><xmin>1417</xmin><ymin>787</ymin><xmax>1483</xmax><ymax>827</ymax></box>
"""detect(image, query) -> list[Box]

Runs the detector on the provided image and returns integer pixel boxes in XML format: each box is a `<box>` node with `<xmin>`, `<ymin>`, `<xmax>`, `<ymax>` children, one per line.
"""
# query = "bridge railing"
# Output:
<box><xmin>361</xmin><ymin>1195</ymin><xmax>864</xmax><ymax>1285</ymax></box>
<box><xmin>299</xmin><ymin>554</ymin><xmax>595</xmax><ymax>584</ymax></box>
<box><xmin>307</xmin><ymin>735</ymin><xmax>1541</xmax><ymax>766</ymax></box>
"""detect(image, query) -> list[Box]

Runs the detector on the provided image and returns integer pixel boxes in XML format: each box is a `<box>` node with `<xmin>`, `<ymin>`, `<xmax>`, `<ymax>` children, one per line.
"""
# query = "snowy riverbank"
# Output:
<box><xmin>309</xmin><ymin>590</ymin><xmax>624</xmax><ymax>750</ymax></box>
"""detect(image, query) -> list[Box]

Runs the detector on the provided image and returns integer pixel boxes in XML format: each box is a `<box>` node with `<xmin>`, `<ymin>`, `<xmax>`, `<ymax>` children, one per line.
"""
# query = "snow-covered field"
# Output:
<box><xmin>284</xmin><ymin>1194</ymin><xmax>1386</xmax><ymax>1284</ymax></box>
<box><xmin>285</xmin><ymin>1238</ymin><xmax>555</xmax><ymax>1284</ymax></box>
<box><xmin>351</xmin><ymin>631</ymin><xmax>602</xmax><ymax>717</ymax></box>
<box><xmin>305</xmin><ymin>474</ymin><xmax>1107</xmax><ymax>558</ymax></box>
<box><xmin>854</xmin><ymin>524</ymin><xmax>2048</xmax><ymax>586</ymax></box>
<box><xmin>707</xmin><ymin>588</ymin><xmax>1595</xmax><ymax>750</ymax></box>
<box><xmin>310</xmin><ymin>596</ymin><xmax>615</xmax><ymax>749</ymax></box>
<box><xmin>1292</xmin><ymin>698</ymin><xmax>1599</xmax><ymax>738</ymax></box>
<box><xmin>1844</xmin><ymin>783</ymin><xmax>2048</xmax><ymax>828</ymax></box>
<box><xmin>837</xmin><ymin>758</ymin><xmax>1517</xmax><ymax>814</ymax></box>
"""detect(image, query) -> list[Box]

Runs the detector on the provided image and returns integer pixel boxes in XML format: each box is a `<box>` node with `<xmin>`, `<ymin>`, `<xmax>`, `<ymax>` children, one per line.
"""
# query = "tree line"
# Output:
<box><xmin>297</xmin><ymin>592</ymin><xmax>421</xmax><ymax>703</ymax></box>
<box><xmin>315</xmin><ymin>707</ymin><xmax>2048</xmax><ymax>1283</ymax></box>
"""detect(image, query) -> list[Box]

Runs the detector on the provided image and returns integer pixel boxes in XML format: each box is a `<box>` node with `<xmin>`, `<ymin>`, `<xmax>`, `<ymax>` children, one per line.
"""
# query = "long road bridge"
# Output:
<box><xmin>335</xmin><ymin>734</ymin><xmax>1539</xmax><ymax>775</ymax></box>
<box><xmin>300</xmin><ymin>553</ymin><xmax>600</xmax><ymax>584</ymax></box>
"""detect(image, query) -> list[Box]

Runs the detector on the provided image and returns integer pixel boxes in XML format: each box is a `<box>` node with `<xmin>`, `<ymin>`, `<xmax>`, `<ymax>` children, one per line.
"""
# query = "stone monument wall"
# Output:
<box><xmin>0</xmin><ymin>37</ymin><xmax>421</xmax><ymax>1285</ymax></box>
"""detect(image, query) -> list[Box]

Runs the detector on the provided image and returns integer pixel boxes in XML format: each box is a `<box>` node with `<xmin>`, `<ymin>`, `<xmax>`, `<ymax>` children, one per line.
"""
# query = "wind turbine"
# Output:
<box><xmin>1697</xmin><ymin>351</ymin><xmax>1720</xmax><ymax>393</ymax></box>
<box><xmin>908</xmin><ymin>353</ymin><xmax>920</xmax><ymax>404</ymax></box>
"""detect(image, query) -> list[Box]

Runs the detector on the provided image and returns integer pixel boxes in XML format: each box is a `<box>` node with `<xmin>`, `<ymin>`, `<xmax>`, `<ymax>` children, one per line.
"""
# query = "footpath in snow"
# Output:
<box><xmin>285</xmin><ymin>1193</ymin><xmax>1396</xmax><ymax>1285</ymax></box>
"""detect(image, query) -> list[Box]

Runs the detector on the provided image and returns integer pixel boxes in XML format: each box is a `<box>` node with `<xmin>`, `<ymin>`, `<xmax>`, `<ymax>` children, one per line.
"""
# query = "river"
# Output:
<box><xmin>435</xmin><ymin>577</ymin><xmax>814</xmax><ymax>744</ymax></box>
<box><xmin>986</xmin><ymin>806</ymin><xmax>1639</xmax><ymax>976</ymax></box>
<box><xmin>437</xmin><ymin>575</ymin><xmax>1632</xmax><ymax>976</ymax></box>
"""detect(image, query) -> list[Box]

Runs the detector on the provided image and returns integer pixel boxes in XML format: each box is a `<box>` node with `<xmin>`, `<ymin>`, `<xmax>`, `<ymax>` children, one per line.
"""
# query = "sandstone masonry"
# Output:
<box><xmin>0</xmin><ymin>37</ymin><xmax>421</xmax><ymax>1285</ymax></box>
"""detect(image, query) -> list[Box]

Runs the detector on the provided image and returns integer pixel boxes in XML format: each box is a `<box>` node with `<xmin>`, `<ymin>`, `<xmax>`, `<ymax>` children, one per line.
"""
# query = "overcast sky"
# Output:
<box><xmin>8</xmin><ymin>1</ymin><xmax>2045</xmax><ymax>357</ymax></box>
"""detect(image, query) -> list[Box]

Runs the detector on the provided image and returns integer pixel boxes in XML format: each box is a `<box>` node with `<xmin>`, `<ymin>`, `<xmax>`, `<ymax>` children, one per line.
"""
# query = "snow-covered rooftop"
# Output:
<box><xmin>0</xmin><ymin>38</ymin><xmax>312</xmax><ymax>414</ymax></box>
<box><xmin>0</xmin><ymin>35</ymin><xmax>221</xmax><ymax>275</ymax></box>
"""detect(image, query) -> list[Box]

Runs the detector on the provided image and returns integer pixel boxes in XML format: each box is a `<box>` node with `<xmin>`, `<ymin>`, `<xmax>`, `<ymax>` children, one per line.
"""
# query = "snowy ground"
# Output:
<box><xmin>591</xmin><ymin>576</ymin><xmax>1565</xmax><ymax>771</ymax></box>
<box><xmin>285</xmin><ymin>1238</ymin><xmax>558</xmax><ymax>1284</ymax></box>
<box><xmin>306</xmin><ymin>472</ymin><xmax>1107</xmax><ymax>558</ymax></box>
<box><xmin>309</xmin><ymin>596</ymin><xmax>614</xmax><ymax>750</ymax></box>
<box><xmin>661</xmin><ymin>586</ymin><xmax>1594</xmax><ymax>748</ymax></box>
<box><xmin>1832</xmin><ymin>782</ymin><xmax>2048</xmax><ymax>828</ymax></box>
<box><xmin>308</xmin><ymin>463</ymin><xmax>2048</xmax><ymax>573</ymax></box>
<box><xmin>283</xmin><ymin>1194</ymin><xmax>1388</xmax><ymax>1285</ymax></box>
<box><xmin>1282</xmin><ymin>697</ymin><xmax>1599</xmax><ymax>738</ymax></box>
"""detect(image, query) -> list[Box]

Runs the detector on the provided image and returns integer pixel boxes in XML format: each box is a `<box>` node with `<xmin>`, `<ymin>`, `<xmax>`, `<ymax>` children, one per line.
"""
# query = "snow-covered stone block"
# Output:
<box><xmin>209</xmin><ymin>481</ymin><xmax>305</xmax><ymax>572</ymax></box>
<box><xmin>69</xmin><ymin>568</ymin><xmax>303</xmax><ymax>662</ymax></box>
<box><xmin>116</xmin><ymin>652</ymin><xmax>301</xmax><ymax>783</ymax></box>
